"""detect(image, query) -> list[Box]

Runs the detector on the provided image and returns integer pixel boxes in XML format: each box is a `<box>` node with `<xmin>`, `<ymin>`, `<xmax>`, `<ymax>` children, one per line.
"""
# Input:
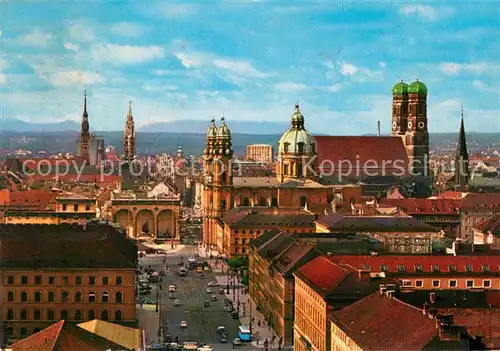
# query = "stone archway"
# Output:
<box><xmin>114</xmin><ymin>209</ymin><xmax>133</xmax><ymax>237</ymax></box>
<box><xmin>135</xmin><ymin>209</ymin><xmax>155</xmax><ymax>238</ymax></box>
<box><xmin>157</xmin><ymin>210</ymin><xmax>176</xmax><ymax>239</ymax></box>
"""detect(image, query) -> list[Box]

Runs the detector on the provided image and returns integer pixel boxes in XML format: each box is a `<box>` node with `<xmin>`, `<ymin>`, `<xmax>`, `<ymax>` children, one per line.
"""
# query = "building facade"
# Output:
<box><xmin>246</xmin><ymin>144</ymin><xmax>274</xmax><ymax>164</ymax></box>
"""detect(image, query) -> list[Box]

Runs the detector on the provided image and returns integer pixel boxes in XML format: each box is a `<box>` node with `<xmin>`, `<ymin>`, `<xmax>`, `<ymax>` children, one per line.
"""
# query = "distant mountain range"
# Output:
<box><xmin>0</xmin><ymin>119</ymin><xmax>81</xmax><ymax>132</ymax></box>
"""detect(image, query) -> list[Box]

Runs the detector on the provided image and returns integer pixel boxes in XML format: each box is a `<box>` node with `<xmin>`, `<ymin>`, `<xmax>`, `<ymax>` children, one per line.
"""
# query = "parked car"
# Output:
<box><xmin>208</xmin><ymin>281</ymin><xmax>219</xmax><ymax>287</ymax></box>
<box><xmin>180</xmin><ymin>321</ymin><xmax>188</xmax><ymax>328</ymax></box>
<box><xmin>206</xmin><ymin>288</ymin><xmax>212</xmax><ymax>293</ymax></box>
<box><xmin>211</xmin><ymin>295</ymin><xmax>217</xmax><ymax>301</ymax></box>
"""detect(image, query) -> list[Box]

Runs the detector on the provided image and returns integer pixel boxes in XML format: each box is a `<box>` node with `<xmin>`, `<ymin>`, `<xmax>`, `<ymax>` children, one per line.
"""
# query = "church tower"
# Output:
<box><xmin>79</xmin><ymin>90</ymin><xmax>90</xmax><ymax>162</ymax></box>
<box><xmin>276</xmin><ymin>104</ymin><xmax>317</xmax><ymax>183</ymax></box>
<box><xmin>202</xmin><ymin>117</ymin><xmax>233</xmax><ymax>251</ymax></box>
<box><xmin>123</xmin><ymin>101</ymin><xmax>136</xmax><ymax>162</ymax></box>
<box><xmin>391</xmin><ymin>80</ymin><xmax>409</xmax><ymax>136</ymax></box>
<box><xmin>454</xmin><ymin>108</ymin><xmax>469</xmax><ymax>191</ymax></box>
<box><xmin>405</xmin><ymin>79</ymin><xmax>429</xmax><ymax>177</ymax></box>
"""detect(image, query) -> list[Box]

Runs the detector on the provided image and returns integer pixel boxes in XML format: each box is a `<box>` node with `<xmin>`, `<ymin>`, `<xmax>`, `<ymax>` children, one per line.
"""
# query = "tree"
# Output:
<box><xmin>228</xmin><ymin>255</ymin><xmax>248</xmax><ymax>271</ymax></box>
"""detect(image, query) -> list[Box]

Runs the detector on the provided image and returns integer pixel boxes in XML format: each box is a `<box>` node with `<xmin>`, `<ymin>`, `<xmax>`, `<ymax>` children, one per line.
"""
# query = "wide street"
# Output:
<box><xmin>139</xmin><ymin>245</ymin><xmax>246</xmax><ymax>348</ymax></box>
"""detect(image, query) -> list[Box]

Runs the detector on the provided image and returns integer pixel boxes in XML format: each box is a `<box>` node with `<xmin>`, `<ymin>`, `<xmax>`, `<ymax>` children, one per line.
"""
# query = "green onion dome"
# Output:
<box><xmin>392</xmin><ymin>80</ymin><xmax>409</xmax><ymax>95</ymax></box>
<box><xmin>408</xmin><ymin>79</ymin><xmax>428</xmax><ymax>95</ymax></box>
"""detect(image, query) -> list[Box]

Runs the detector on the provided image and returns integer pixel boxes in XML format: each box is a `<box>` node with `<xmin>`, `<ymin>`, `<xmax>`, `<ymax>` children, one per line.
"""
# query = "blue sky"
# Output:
<box><xmin>0</xmin><ymin>0</ymin><xmax>499</xmax><ymax>134</ymax></box>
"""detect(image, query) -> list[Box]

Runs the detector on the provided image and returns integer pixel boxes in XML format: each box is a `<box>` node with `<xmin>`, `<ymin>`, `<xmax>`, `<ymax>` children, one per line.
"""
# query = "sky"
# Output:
<box><xmin>0</xmin><ymin>0</ymin><xmax>499</xmax><ymax>134</ymax></box>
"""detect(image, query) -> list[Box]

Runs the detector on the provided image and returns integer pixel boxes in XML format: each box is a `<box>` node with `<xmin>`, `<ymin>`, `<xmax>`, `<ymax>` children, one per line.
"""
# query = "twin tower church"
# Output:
<box><xmin>76</xmin><ymin>91</ymin><xmax>136</xmax><ymax>165</ymax></box>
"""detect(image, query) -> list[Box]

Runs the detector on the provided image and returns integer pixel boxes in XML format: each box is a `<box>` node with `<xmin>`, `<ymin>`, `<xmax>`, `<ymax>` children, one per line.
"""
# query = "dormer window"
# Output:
<box><xmin>432</xmin><ymin>265</ymin><xmax>440</xmax><ymax>273</ymax></box>
<box><xmin>414</xmin><ymin>264</ymin><xmax>423</xmax><ymax>272</ymax></box>
<box><xmin>284</xmin><ymin>142</ymin><xmax>290</xmax><ymax>154</ymax></box>
<box><xmin>482</xmin><ymin>265</ymin><xmax>490</xmax><ymax>272</ymax></box>
<box><xmin>297</xmin><ymin>142</ymin><xmax>304</xmax><ymax>154</ymax></box>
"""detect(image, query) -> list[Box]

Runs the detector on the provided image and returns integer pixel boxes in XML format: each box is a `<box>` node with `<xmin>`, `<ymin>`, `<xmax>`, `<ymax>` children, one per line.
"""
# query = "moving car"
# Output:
<box><xmin>173</xmin><ymin>299</ymin><xmax>181</xmax><ymax>306</ymax></box>
<box><xmin>180</xmin><ymin>321</ymin><xmax>188</xmax><ymax>328</ymax></box>
<box><xmin>219</xmin><ymin>289</ymin><xmax>225</xmax><ymax>295</ymax></box>
<box><xmin>206</xmin><ymin>288</ymin><xmax>212</xmax><ymax>293</ymax></box>
<box><xmin>217</xmin><ymin>326</ymin><xmax>226</xmax><ymax>335</ymax></box>
<box><xmin>197</xmin><ymin>267</ymin><xmax>203</xmax><ymax>273</ymax></box>
<box><xmin>204</xmin><ymin>300</ymin><xmax>210</xmax><ymax>307</ymax></box>
<box><xmin>208</xmin><ymin>281</ymin><xmax>219</xmax><ymax>287</ymax></box>
<box><xmin>211</xmin><ymin>295</ymin><xmax>217</xmax><ymax>301</ymax></box>
<box><xmin>169</xmin><ymin>285</ymin><xmax>176</xmax><ymax>292</ymax></box>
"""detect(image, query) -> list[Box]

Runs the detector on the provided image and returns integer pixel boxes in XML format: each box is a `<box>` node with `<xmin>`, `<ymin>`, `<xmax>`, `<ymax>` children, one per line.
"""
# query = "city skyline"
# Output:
<box><xmin>0</xmin><ymin>1</ymin><xmax>499</xmax><ymax>134</ymax></box>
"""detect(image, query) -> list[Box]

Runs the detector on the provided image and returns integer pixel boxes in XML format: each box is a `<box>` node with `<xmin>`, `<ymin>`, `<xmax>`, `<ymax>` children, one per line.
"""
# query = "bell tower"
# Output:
<box><xmin>391</xmin><ymin>80</ymin><xmax>409</xmax><ymax>136</ymax></box>
<box><xmin>123</xmin><ymin>101</ymin><xmax>136</xmax><ymax>162</ymax></box>
<box><xmin>405</xmin><ymin>79</ymin><xmax>429</xmax><ymax>177</ymax></box>
<box><xmin>79</xmin><ymin>90</ymin><xmax>90</xmax><ymax>163</ymax></box>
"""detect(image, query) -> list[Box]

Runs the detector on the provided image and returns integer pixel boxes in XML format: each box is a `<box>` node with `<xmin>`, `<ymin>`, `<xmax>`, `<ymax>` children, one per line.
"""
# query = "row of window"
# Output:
<box><xmin>363</xmin><ymin>263</ymin><xmax>493</xmax><ymax>273</ymax></box>
<box><xmin>6</xmin><ymin>275</ymin><xmax>123</xmax><ymax>286</ymax></box>
<box><xmin>61</xmin><ymin>204</ymin><xmax>91</xmax><ymax>211</ymax></box>
<box><xmin>401</xmin><ymin>279</ymin><xmax>492</xmax><ymax>288</ymax></box>
<box><xmin>5</xmin><ymin>308</ymin><xmax>122</xmax><ymax>322</ymax></box>
<box><xmin>6</xmin><ymin>291</ymin><xmax>123</xmax><ymax>303</ymax></box>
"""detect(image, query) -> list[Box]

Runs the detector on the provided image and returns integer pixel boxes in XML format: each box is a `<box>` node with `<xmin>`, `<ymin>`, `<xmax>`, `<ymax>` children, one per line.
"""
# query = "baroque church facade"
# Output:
<box><xmin>202</xmin><ymin>81</ymin><xmax>432</xmax><ymax>253</ymax></box>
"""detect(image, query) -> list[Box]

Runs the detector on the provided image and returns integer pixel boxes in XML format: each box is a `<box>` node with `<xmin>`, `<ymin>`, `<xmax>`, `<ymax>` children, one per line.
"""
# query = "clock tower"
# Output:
<box><xmin>79</xmin><ymin>90</ymin><xmax>90</xmax><ymax>163</ymax></box>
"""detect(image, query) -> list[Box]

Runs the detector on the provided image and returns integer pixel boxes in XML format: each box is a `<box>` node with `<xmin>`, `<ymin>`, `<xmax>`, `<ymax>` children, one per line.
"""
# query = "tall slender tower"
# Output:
<box><xmin>202</xmin><ymin>119</ymin><xmax>217</xmax><ymax>249</ymax></box>
<box><xmin>454</xmin><ymin>107</ymin><xmax>469</xmax><ymax>191</ymax></box>
<box><xmin>405</xmin><ymin>79</ymin><xmax>429</xmax><ymax>177</ymax></box>
<box><xmin>123</xmin><ymin>101</ymin><xmax>136</xmax><ymax>162</ymax></box>
<box><xmin>79</xmin><ymin>90</ymin><xmax>90</xmax><ymax>162</ymax></box>
<box><xmin>391</xmin><ymin>80</ymin><xmax>409</xmax><ymax>136</ymax></box>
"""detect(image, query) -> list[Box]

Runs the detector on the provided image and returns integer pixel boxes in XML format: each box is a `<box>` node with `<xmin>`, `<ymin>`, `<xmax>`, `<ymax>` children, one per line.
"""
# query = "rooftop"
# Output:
<box><xmin>223</xmin><ymin>208</ymin><xmax>316</xmax><ymax>228</ymax></box>
<box><xmin>474</xmin><ymin>213</ymin><xmax>500</xmax><ymax>235</ymax></box>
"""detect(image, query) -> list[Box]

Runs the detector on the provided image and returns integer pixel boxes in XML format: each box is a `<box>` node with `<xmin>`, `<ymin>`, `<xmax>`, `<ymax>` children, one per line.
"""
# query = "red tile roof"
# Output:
<box><xmin>315</xmin><ymin>136</ymin><xmax>408</xmax><ymax>177</ymax></box>
<box><xmin>295</xmin><ymin>256</ymin><xmax>349</xmax><ymax>297</ymax></box>
<box><xmin>432</xmin><ymin>191</ymin><xmax>468</xmax><ymax>200</ymax></box>
<box><xmin>9</xmin><ymin>189</ymin><xmax>59</xmax><ymax>209</ymax></box>
<box><xmin>474</xmin><ymin>213</ymin><xmax>500</xmax><ymax>235</ymax></box>
<box><xmin>380</xmin><ymin>198</ymin><xmax>462</xmax><ymax>215</ymax></box>
<box><xmin>330</xmin><ymin>254</ymin><xmax>500</xmax><ymax>274</ymax></box>
<box><xmin>459</xmin><ymin>193</ymin><xmax>500</xmax><ymax>210</ymax></box>
<box><xmin>10</xmin><ymin>320</ymin><xmax>125</xmax><ymax>350</ymax></box>
<box><xmin>331</xmin><ymin>293</ymin><xmax>437</xmax><ymax>350</ymax></box>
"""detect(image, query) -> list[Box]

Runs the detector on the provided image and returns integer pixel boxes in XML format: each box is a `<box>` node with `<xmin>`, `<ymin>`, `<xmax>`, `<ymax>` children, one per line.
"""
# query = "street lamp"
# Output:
<box><xmin>155</xmin><ymin>283</ymin><xmax>159</xmax><ymax>313</ymax></box>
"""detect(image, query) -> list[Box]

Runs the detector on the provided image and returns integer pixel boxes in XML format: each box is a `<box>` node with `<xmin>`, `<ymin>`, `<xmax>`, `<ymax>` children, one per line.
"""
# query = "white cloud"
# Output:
<box><xmin>92</xmin><ymin>44</ymin><xmax>164</xmax><ymax>65</ymax></box>
<box><xmin>275</xmin><ymin>82</ymin><xmax>308</xmax><ymax>93</ymax></box>
<box><xmin>50</xmin><ymin>70</ymin><xmax>105</xmax><ymax>86</ymax></box>
<box><xmin>158</xmin><ymin>3</ymin><xmax>198</xmax><ymax>18</ymax></box>
<box><xmin>213</xmin><ymin>59</ymin><xmax>270</xmax><ymax>78</ymax></box>
<box><xmin>325</xmin><ymin>84</ymin><xmax>343</xmax><ymax>93</ymax></box>
<box><xmin>472</xmin><ymin>80</ymin><xmax>498</xmax><ymax>93</ymax></box>
<box><xmin>379</xmin><ymin>62</ymin><xmax>387</xmax><ymax>68</ymax></box>
<box><xmin>64</xmin><ymin>42</ymin><xmax>80</xmax><ymax>52</ymax></box>
<box><xmin>0</xmin><ymin>74</ymin><xmax>6</xmax><ymax>86</ymax></box>
<box><xmin>111</xmin><ymin>22</ymin><xmax>145</xmax><ymax>37</ymax></box>
<box><xmin>0</xmin><ymin>57</ymin><xmax>7</xmax><ymax>69</ymax></box>
<box><xmin>175</xmin><ymin>53</ymin><xmax>201</xmax><ymax>68</ymax></box>
<box><xmin>143</xmin><ymin>83</ymin><xmax>178</xmax><ymax>92</ymax></box>
<box><xmin>340</xmin><ymin>63</ymin><xmax>358</xmax><ymax>76</ymax></box>
<box><xmin>400</xmin><ymin>5</ymin><xmax>437</xmax><ymax>20</ymax></box>
<box><xmin>153</xmin><ymin>69</ymin><xmax>180</xmax><ymax>76</ymax></box>
<box><xmin>17</xmin><ymin>29</ymin><xmax>53</xmax><ymax>48</ymax></box>
<box><xmin>67</xmin><ymin>22</ymin><xmax>96</xmax><ymax>42</ymax></box>
<box><xmin>439</xmin><ymin>62</ymin><xmax>500</xmax><ymax>75</ymax></box>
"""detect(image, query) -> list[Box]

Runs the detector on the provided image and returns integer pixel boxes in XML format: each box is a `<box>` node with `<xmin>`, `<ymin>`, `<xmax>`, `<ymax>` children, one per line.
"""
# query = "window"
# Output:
<box><xmin>432</xmin><ymin>265</ymin><xmax>440</xmax><ymax>273</ymax></box>
<box><xmin>35</xmin><ymin>276</ymin><xmax>42</xmax><ymax>285</ymax></box>
<box><xmin>115</xmin><ymin>292</ymin><xmax>123</xmax><ymax>303</ymax></box>
<box><xmin>6</xmin><ymin>327</ymin><xmax>13</xmax><ymax>336</ymax></box>
<box><xmin>297</xmin><ymin>163</ymin><xmax>303</xmax><ymax>176</ymax></box>
<box><xmin>397</xmin><ymin>265</ymin><xmax>406</xmax><ymax>272</ymax></box>
<box><xmin>115</xmin><ymin>310</ymin><xmax>122</xmax><ymax>321</ymax></box>
<box><xmin>449</xmin><ymin>280</ymin><xmax>457</xmax><ymax>288</ymax></box>
<box><xmin>116</xmin><ymin>277</ymin><xmax>123</xmax><ymax>286</ymax></box>
<box><xmin>62</xmin><ymin>276</ymin><xmax>69</xmax><ymax>285</ymax></box>
<box><xmin>362</xmin><ymin>264</ymin><xmax>371</xmax><ymax>271</ymax></box>
<box><xmin>484</xmin><ymin>280</ymin><xmax>491</xmax><ymax>288</ymax></box>
<box><xmin>89</xmin><ymin>276</ymin><xmax>96</xmax><ymax>285</ymax></box>
<box><xmin>271</xmin><ymin>197</ymin><xmax>278</xmax><ymax>207</ymax></box>
<box><xmin>7</xmin><ymin>276</ymin><xmax>14</xmax><ymax>284</ymax></box>
<box><xmin>259</xmin><ymin>197</ymin><xmax>266</xmax><ymax>206</ymax></box>
<box><xmin>89</xmin><ymin>292</ymin><xmax>96</xmax><ymax>302</ymax></box>
<box><xmin>62</xmin><ymin>204</ymin><xmax>67</xmax><ymax>211</ymax></box>
<box><xmin>34</xmin><ymin>292</ymin><xmax>41</xmax><ymax>302</ymax></box>
<box><xmin>234</xmin><ymin>238</ymin><xmax>238</xmax><ymax>245</ymax></box>
<box><xmin>101</xmin><ymin>310</ymin><xmax>109</xmax><ymax>321</ymax></box>
<box><xmin>73</xmin><ymin>204</ymin><xmax>78</xmax><ymax>211</ymax></box>
<box><xmin>20</xmin><ymin>328</ymin><xmax>28</xmax><ymax>337</ymax></box>
<box><xmin>283</xmin><ymin>142</ymin><xmax>289</xmax><ymax>153</ymax></box>
<box><xmin>416</xmin><ymin>280</ymin><xmax>423</xmax><ymax>287</ymax></box>
<box><xmin>21</xmin><ymin>276</ymin><xmax>28</xmax><ymax>284</ymax></box>
<box><xmin>297</xmin><ymin>142</ymin><xmax>304</xmax><ymax>154</ymax></box>
<box><xmin>85</xmin><ymin>204</ymin><xmax>90</xmax><ymax>211</ymax></box>
<box><xmin>21</xmin><ymin>291</ymin><xmax>28</xmax><ymax>302</ymax></box>
<box><xmin>102</xmin><ymin>277</ymin><xmax>109</xmax><ymax>285</ymax></box>
<box><xmin>48</xmin><ymin>291</ymin><xmax>55</xmax><ymax>302</ymax></box>
<box><xmin>61</xmin><ymin>291</ymin><xmax>69</xmax><ymax>302</ymax></box>
<box><xmin>465</xmin><ymin>264</ymin><xmax>473</xmax><ymax>272</ymax></box>
<box><xmin>466</xmin><ymin>280</ymin><xmax>474</xmax><ymax>288</ymax></box>
<box><xmin>75</xmin><ymin>310</ymin><xmax>82</xmax><ymax>320</ymax></box>
<box><xmin>242</xmin><ymin>197</ymin><xmax>250</xmax><ymax>206</ymax></box>
<box><xmin>448</xmin><ymin>265</ymin><xmax>457</xmax><ymax>272</ymax></box>
<box><xmin>220</xmin><ymin>200</ymin><xmax>226</xmax><ymax>209</ymax></box>
<box><xmin>88</xmin><ymin>310</ymin><xmax>95</xmax><ymax>320</ymax></box>
<box><xmin>414</xmin><ymin>264</ymin><xmax>423</xmax><ymax>272</ymax></box>
<box><xmin>61</xmin><ymin>310</ymin><xmax>68</xmax><ymax>320</ymax></box>
<box><xmin>75</xmin><ymin>276</ymin><xmax>82</xmax><ymax>285</ymax></box>
<box><xmin>34</xmin><ymin>309</ymin><xmax>41</xmax><ymax>320</ymax></box>
<box><xmin>7</xmin><ymin>309</ymin><xmax>14</xmax><ymax>320</ymax></box>
<box><xmin>482</xmin><ymin>265</ymin><xmax>490</xmax><ymax>272</ymax></box>
<box><xmin>432</xmin><ymin>280</ymin><xmax>440</xmax><ymax>287</ymax></box>
<box><xmin>300</xmin><ymin>196</ymin><xmax>307</xmax><ymax>207</ymax></box>
<box><xmin>48</xmin><ymin>309</ymin><xmax>55</xmax><ymax>321</ymax></box>
<box><xmin>380</xmin><ymin>264</ymin><xmax>389</xmax><ymax>272</ymax></box>
<box><xmin>20</xmin><ymin>309</ymin><xmax>28</xmax><ymax>320</ymax></box>
<box><xmin>283</xmin><ymin>164</ymin><xmax>289</xmax><ymax>175</ymax></box>
<box><xmin>402</xmin><ymin>280</ymin><xmax>411</xmax><ymax>286</ymax></box>
<box><xmin>75</xmin><ymin>292</ymin><xmax>82</xmax><ymax>302</ymax></box>
<box><xmin>49</xmin><ymin>276</ymin><xmax>55</xmax><ymax>285</ymax></box>
<box><xmin>102</xmin><ymin>292</ymin><xmax>109</xmax><ymax>303</ymax></box>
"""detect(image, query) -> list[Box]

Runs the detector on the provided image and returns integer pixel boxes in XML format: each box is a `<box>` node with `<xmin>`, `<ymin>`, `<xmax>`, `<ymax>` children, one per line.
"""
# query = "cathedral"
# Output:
<box><xmin>202</xmin><ymin>80</ymin><xmax>432</xmax><ymax>253</ymax></box>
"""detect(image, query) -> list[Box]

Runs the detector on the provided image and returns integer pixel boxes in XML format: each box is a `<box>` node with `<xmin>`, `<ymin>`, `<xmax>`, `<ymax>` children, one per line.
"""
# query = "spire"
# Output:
<box><xmin>455</xmin><ymin>108</ymin><xmax>469</xmax><ymax>190</ymax></box>
<box><xmin>457</xmin><ymin>111</ymin><xmax>468</xmax><ymax>159</ymax></box>
<box><xmin>82</xmin><ymin>89</ymin><xmax>88</xmax><ymax>118</ymax></box>
<box><xmin>127</xmin><ymin>101</ymin><xmax>133</xmax><ymax>119</ymax></box>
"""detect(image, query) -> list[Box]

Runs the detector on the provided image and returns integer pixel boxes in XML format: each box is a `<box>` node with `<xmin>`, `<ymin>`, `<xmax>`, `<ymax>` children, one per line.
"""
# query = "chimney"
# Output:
<box><xmin>377</xmin><ymin>121</ymin><xmax>381</xmax><ymax>136</ymax></box>
<box><xmin>429</xmin><ymin>292</ymin><xmax>436</xmax><ymax>303</ymax></box>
